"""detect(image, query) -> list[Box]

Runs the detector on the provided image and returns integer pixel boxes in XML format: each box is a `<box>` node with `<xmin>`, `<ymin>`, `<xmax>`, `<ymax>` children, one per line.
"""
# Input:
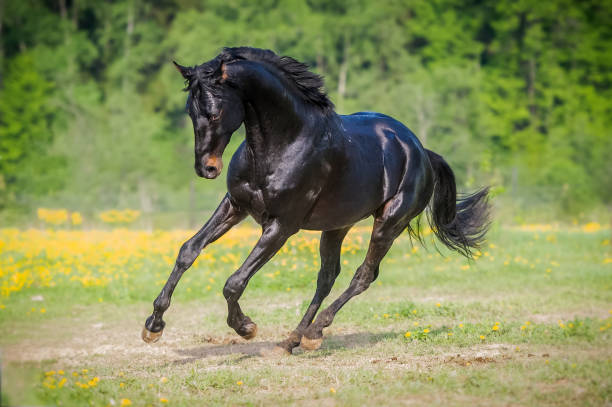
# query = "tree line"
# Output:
<box><xmin>1</xmin><ymin>0</ymin><xmax>610</xmax><ymax>224</ymax></box>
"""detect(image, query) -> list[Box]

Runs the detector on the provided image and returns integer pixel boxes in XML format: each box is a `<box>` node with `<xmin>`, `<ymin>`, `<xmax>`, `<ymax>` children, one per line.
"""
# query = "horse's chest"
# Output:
<box><xmin>228</xmin><ymin>168</ymin><xmax>322</xmax><ymax>226</ymax></box>
<box><xmin>227</xmin><ymin>178</ymin><xmax>266</xmax><ymax>221</ymax></box>
<box><xmin>227</xmin><ymin>141</ymin><xmax>331</xmax><ymax>225</ymax></box>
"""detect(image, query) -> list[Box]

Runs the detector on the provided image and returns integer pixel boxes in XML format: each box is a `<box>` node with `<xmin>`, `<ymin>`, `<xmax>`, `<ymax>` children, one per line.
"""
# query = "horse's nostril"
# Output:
<box><xmin>205</xmin><ymin>166</ymin><xmax>217</xmax><ymax>174</ymax></box>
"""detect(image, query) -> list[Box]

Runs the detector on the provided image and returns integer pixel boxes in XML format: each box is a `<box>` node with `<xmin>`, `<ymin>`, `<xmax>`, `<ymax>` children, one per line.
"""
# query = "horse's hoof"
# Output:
<box><xmin>142</xmin><ymin>327</ymin><xmax>163</xmax><ymax>343</ymax></box>
<box><xmin>261</xmin><ymin>345</ymin><xmax>291</xmax><ymax>357</ymax></box>
<box><xmin>240</xmin><ymin>322</ymin><xmax>258</xmax><ymax>340</ymax></box>
<box><xmin>300</xmin><ymin>336</ymin><xmax>323</xmax><ymax>351</ymax></box>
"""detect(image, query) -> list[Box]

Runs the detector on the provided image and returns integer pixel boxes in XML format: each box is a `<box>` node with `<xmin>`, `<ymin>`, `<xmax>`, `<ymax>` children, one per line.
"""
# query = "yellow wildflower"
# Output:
<box><xmin>120</xmin><ymin>399</ymin><xmax>132</xmax><ymax>407</ymax></box>
<box><xmin>582</xmin><ymin>222</ymin><xmax>601</xmax><ymax>233</ymax></box>
<box><xmin>71</xmin><ymin>212</ymin><xmax>83</xmax><ymax>226</ymax></box>
<box><xmin>37</xmin><ymin>208</ymin><xmax>69</xmax><ymax>225</ymax></box>
<box><xmin>237</xmin><ymin>381</ymin><xmax>243</xmax><ymax>386</ymax></box>
<box><xmin>404</xmin><ymin>331</ymin><xmax>411</xmax><ymax>338</ymax></box>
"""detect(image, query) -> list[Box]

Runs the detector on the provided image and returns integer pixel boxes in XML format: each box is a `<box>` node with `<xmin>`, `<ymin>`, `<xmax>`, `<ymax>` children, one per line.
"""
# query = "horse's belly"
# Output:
<box><xmin>302</xmin><ymin>169</ymin><xmax>384</xmax><ymax>231</ymax></box>
<box><xmin>301</xmin><ymin>202</ymin><xmax>373</xmax><ymax>230</ymax></box>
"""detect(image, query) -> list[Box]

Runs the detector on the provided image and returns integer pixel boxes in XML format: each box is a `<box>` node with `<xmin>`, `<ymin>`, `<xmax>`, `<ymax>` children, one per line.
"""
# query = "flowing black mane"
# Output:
<box><xmin>185</xmin><ymin>47</ymin><xmax>334</xmax><ymax>113</ymax></box>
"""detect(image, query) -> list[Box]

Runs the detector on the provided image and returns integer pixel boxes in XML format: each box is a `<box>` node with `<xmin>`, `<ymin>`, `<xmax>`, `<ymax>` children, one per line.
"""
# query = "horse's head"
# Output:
<box><xmin>174</xmin><ymin>59</ymin><xmax>244</xmax><ymax>179</ymax></box>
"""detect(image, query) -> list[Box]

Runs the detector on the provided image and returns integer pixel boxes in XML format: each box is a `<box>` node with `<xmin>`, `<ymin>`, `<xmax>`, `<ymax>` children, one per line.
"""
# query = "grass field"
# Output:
<box><xmin>1</xmin><ymin>221</ymin><xmax>611</xmax><ymax>406</ymax></box>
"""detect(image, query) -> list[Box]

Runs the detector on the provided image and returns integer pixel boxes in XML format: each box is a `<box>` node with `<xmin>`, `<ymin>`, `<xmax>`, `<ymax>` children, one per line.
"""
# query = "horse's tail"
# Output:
<box><xmin>425</xmin><ymin>149</ymin><xmax>490</xmax><ymax>258</ymax></box>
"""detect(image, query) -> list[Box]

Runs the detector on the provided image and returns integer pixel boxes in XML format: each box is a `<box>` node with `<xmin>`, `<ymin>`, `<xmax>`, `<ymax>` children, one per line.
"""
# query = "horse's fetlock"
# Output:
<box><xmin>153</xmin><ymin>297</ymin><xmax>170</xmax><ymax>311</ymax></box>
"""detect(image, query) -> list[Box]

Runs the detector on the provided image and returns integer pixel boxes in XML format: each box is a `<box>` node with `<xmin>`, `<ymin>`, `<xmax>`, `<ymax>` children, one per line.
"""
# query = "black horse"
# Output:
<box><xmin>142</xmin><ymin>47</ymin><xmax>489</xmax><ymax>354</ymax></box>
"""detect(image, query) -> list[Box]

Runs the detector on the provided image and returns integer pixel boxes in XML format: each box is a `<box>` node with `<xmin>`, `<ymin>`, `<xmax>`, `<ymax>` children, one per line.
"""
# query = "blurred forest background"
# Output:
<box><xmin>0</xmin><ymin>0</ymin><xmax>610</xmax><ymax>227</ymax></box>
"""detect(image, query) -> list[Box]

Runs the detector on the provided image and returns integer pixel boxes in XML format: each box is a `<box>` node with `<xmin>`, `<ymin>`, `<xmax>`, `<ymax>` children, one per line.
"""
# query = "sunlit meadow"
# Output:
<box><xmin>0</xmin><ymin>213</ymin><xmax>610</xmax><ymax>406</ymax></box>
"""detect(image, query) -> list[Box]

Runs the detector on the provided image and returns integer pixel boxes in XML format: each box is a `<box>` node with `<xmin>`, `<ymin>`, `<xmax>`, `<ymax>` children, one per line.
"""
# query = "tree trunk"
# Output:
<box><xmin>138</xmin><ymin>178</ymin><xmax>153</xmax><ymax>231</ymax></box>
<box><xmin>123</xmin><ymin>0</ymin><xmax>135</xmax><ymax>93</ymax></box>
<box><xmin>58</xmin><ymin>0</ymin><xmax>67</xmax><ymax>20</ymax></box>
<box><xmin>337</xmin><ymin>35</ymin><xmax>350</xmax><ymax>112</ymax></box>
<box><xmin>527</xmin><ymin>57</ymin><xmax>536</xmax><ymax>117</ymax></box>
<box><xmin>72</xmin><ymin>0</ymin><xmax>79</xmax><ymax>29</ymax></box>
<box><xmin>415</xmin><ymin>85</ymin><xmax>433</xmax><ymax>147</ymax></box>
<box><xmin>58</xmin><ymin>0</ymin><xmax>77</xmax><ymax>111</ymax></box>
<box><xmin>316</xmin><ymin>52</ymin><xmax>325</xmax><ymax>77</ymax></box>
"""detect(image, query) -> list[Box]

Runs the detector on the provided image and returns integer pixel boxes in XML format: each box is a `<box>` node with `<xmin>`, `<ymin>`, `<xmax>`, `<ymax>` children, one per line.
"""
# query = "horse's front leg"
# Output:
<box><xmin>223</xmin><ymin>219</ymin><xmax>296</xmax><ymax>339</ymax></box>
<box><xmin>142</xmin><ymin>195</ymin><xmax>246</xmax><ymax>343</ymax></box>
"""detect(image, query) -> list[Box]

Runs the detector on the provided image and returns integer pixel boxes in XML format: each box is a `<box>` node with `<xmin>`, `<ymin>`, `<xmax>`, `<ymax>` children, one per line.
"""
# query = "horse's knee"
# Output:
<box><xmin>176</xmin><ymin>241</ymin><xmax>198</xmax><ymax>269</ymax></box>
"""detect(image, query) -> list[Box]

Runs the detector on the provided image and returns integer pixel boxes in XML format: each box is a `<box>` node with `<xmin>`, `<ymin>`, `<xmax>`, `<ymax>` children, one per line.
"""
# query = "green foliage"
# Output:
<box><xmin>0</xmin><ymin>0</ymin><xmax>611</xmax><ymax>219</ymax></box>
<box><xmin>0</xmin><ymin>54</ymin><xmax>65</xmax><ymax>207</ymax></box>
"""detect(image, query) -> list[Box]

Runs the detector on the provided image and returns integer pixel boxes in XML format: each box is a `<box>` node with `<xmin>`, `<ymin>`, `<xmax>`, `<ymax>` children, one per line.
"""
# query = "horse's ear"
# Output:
<box><xmin>173</xmin><ymin>61</ymin><xmax>194</xmax><ymax>80</ymax></box>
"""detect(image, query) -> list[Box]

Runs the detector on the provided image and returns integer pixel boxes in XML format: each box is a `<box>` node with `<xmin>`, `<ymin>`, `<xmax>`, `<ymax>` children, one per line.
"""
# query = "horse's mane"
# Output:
<box><xmin>189</xmin><ymin>47</ymin><xmax>334</xmax><ymax>114</ymax></box>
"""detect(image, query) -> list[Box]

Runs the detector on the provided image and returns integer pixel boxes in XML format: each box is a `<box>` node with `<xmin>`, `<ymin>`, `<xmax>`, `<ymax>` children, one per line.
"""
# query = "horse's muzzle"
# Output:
<box><xmin>196</xmin><ymin>155</ymin><xmax>223</xmax><ymax>179</ymax></box>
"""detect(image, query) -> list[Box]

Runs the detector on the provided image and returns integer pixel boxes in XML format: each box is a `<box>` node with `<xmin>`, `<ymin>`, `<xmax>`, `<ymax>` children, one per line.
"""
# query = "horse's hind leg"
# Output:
<box><xmin>301</xmin><ymin>194</ymin><xmax>422</xmax><ymax>351</ymax></box>
<box><xmin>273</xmin><ymin>226</ymin><xmax>352</xmax><ymax>354</ymax></box>
<box><xmin>142</xmin><ymin>195</ymin><xmax>246</xmax><ymax>343</ymax></box>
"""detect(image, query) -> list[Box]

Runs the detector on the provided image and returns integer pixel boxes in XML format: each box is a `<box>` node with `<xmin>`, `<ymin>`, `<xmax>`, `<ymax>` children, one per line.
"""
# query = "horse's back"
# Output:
<box><xmin>302</xmin><ymin>112</ymin><xmax>430</xmax><ymax>230</ymax></box>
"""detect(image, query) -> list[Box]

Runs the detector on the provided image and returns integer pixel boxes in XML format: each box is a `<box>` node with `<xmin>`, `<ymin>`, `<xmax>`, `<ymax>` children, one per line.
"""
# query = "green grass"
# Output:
<box><xmin>1</xmin><ymin>223</ymin><xmax>611</xmax><ymax>406</ymax></box>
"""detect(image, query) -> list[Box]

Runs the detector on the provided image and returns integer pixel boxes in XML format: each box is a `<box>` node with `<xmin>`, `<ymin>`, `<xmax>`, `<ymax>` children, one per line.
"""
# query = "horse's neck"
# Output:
<box><xmin>233</xmin><ymin>61</ymin><xmax>314</xmax><ymax>152</ymax></box>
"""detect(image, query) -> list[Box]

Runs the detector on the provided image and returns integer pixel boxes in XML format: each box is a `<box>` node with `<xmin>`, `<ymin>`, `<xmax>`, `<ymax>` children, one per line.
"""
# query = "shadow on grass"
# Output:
<box><xmin>173</xmin><ymin>331</ymin><xmax>399</xmax><ymax>364</ymax></box>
